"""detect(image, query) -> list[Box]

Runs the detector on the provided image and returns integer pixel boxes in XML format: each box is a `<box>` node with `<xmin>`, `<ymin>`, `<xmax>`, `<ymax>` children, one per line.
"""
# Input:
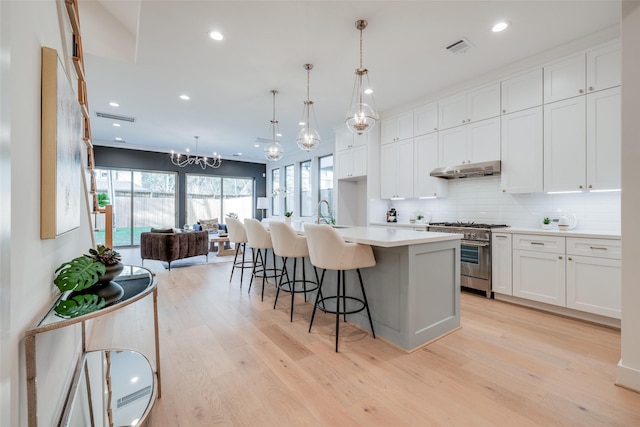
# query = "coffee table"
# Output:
<box><xmin>209</xmin><ymin>234</ymin><xmax>238</xmax><ymax>256</ymax></box>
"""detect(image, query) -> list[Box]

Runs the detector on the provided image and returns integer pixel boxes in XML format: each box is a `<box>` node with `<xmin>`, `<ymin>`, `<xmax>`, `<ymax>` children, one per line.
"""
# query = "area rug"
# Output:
<box><xmin>160</xmin><ymin>255</ymin><xmax>234</xmax><ymax>269</ymax></box>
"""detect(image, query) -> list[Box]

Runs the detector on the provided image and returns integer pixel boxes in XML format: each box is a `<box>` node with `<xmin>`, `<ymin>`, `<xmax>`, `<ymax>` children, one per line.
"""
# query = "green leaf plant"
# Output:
<box><xmin>54</xmin><ymin>256</ymin><xmax>106</xmax><ymax>293</ymax></box>
<box><xmin>54</xmin><ymin>294</ymin><xmax>106</xmax><ymax>318</ymax></box>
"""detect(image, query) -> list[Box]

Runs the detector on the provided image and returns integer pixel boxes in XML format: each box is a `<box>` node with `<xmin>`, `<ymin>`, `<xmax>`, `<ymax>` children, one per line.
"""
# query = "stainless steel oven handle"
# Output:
<box><xmin>461</xmin><ymin>241</ymin><xmax>490</xmax><ymax>248</ymax></box>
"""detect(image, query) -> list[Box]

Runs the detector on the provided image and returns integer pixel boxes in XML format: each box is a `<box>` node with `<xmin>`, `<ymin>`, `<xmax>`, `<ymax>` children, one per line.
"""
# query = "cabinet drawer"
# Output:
<box><xmin>566</xmin><ymin>237</ymin><xmax>621</xmax><ymax>259</ymax></box>
<box><xmin>513</xmin><ymin>234</ymin><xmax>565</xmax><ymax>254</ymax></box>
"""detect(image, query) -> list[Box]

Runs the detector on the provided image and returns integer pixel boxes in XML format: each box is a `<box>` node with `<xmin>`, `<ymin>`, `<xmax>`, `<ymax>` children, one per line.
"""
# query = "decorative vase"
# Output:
<box><xmin>285</xmin><ymin>217</ymin><xmax>291</xmax><ymax>225</ymax></box>
<box><xmin>97</xmin><ymin>262</ymin><xmax>124</xmax><ymax>284</ymax></box>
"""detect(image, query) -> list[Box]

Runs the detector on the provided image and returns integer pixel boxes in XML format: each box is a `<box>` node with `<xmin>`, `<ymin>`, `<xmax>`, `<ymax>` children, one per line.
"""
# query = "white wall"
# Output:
<box><xmin>618</xmin><ymin>0</ymin><xmax>640</xmax><ymax>393</ymax></box>
<box><xmin>1</xmin><ymin>1</ymin><xmax>95</xmax><ymax>425</ymax></box>
<box><xmin>371</xmin><ymin>177</ymin><xmax>621</xmax><ymax>232</ymax></box>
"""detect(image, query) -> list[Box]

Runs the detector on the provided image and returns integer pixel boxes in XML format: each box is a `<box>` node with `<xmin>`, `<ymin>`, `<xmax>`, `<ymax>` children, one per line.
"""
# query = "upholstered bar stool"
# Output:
<box><xmin>225</xmin><ymin>217</ymin><xmax>253</xmax><ymax>287</ymax></box>
<box><xmin>303</xmin><ymin>223</ymin><xmax>376</xmax><ymax>352</ymax></box>
<box><xmin>269</xmin><ymin>221</ymin><xmax>320</xmax><ymax>322</ymax></box>
<box><xmin>244</xmin><ymin>218</ymin><xmax>282</xmax><ymax>301</ymax></box>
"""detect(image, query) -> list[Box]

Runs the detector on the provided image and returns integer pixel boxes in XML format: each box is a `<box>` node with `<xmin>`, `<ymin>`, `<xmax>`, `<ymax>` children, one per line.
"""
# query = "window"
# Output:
<box><xmin>284</xmin><ymin>164</ymin><xmax>294</xmax><ymax>215</ymax></box>
<box><xmin>94</xmin><ymin>168</ymin><xmax>177</xmax><ymax>247</ymax></box>
<box><xmin>271</xmin><ymin>168</ymin><xmax>280</xmax><ymax>216</ymax></box>
<box><xmin>300</xmin><ymin>160</ymin><xmax>312</xmax><ymax>217</ymax></box>
<box><xmin>318</xmin><ymin>155</ymin><xmax>334</xmax><ymax>222</ymax></box>
<box><xmin>186</xmin><ymin>175</ymin><xmax>254</xmax><ymax>224</ymax></box>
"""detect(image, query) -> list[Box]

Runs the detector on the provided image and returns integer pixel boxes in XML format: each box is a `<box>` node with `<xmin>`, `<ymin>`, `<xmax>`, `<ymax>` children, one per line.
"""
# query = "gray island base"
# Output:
<box><xmin>288</xmin><ymin>225</ymin><xmax>462</xmax><ymax>352</ymax></box>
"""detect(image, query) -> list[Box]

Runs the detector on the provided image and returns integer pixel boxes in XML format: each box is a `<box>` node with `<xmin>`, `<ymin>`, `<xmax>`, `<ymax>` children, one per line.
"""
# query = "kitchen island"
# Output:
<box><xmin>290</xmin><ymin>225</ymin><xmax>462</xmax><ymax>352</ymax></box>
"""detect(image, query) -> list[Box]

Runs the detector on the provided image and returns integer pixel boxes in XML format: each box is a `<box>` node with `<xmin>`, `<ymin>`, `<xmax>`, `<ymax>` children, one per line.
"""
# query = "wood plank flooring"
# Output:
<box><xmin>92</xmin><ymin>250</ymin><xmax>640</xmax><ymax>427</ymax></box>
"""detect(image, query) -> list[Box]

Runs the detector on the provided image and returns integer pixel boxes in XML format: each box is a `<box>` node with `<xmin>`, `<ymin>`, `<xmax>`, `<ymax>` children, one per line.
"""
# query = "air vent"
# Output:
<box><xmin>117</xmin><ymin>385</ymin><xmax>151</xmax><ymax>408</ymax></box>
<box><xmin>95</xmin><ymin>111</ymin><xmax>136</xmax><ymax>122</ymax></box>
<box><xmin>445</xmin><ymin>38</ymin><xmax>474</xmax><ymax>54</ymax></box>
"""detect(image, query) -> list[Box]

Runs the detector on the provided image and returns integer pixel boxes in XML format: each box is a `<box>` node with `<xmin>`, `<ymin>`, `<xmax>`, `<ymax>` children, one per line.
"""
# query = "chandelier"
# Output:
<box><xmin>264</xmin><ymin>90</ymin><xmax>284</xmax><ymax>161</ymax></box>
<box><xmin>296</xmin><ymin>63</ymin><xmax>321</xmax><ymax>152</ymax></box>
<box><xmin>171</xmin><ymin>136</ymin><xmax>222</xmax><ymax>169</ymax></box>
<box><xmin>345</xmin><ymin>19</ymin><xmax>378</xmax><ymax>135</ymax></box>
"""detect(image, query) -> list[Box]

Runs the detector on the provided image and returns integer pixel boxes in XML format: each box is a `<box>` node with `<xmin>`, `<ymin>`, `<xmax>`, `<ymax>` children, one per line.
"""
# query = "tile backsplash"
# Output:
<box><xmin>370</xmin><ymin>176</ymin><xmax>620</xmax><ymax>233</ymax></box>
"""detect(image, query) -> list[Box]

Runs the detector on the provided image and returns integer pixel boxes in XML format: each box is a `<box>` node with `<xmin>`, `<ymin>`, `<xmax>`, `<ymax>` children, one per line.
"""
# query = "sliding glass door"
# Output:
<box><xmin>95</xmin><ymin>168</ymin><xmax>177</xmax><ymax>247</ymax></box>
<box><xmin>186</xmin><ymin>174</ymin><xmax>254</xmax><ymax>224</ymax></box>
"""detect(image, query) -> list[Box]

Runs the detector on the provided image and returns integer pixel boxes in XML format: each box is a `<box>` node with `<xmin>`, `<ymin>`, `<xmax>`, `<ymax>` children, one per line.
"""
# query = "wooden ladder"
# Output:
<box><xmin>65</xmin><ymin>0</ymin><xmax>112</xmax><ymax>248</ymax></box>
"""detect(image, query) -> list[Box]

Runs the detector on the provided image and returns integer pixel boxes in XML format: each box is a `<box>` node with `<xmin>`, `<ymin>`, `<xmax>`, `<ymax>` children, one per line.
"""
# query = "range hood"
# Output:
<box><xmin>430</xmin><ymin>160</ymin><xmax>501</xmax><ymax>179</ymax></box>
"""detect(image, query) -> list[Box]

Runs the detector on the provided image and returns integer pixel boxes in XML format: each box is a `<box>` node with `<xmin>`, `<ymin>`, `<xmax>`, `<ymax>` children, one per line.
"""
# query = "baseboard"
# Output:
<box><xmin>616</xmin><ymin>361</ymin><xmax>640</xmax><ymax>393</ymax></box>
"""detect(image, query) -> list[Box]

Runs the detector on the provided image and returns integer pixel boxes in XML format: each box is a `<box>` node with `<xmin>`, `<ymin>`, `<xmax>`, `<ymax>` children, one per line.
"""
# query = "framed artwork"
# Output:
<box><xmin>41</xmin><ymin>47</ymin><xmax>82</xmax><ymax>239</ymax></box>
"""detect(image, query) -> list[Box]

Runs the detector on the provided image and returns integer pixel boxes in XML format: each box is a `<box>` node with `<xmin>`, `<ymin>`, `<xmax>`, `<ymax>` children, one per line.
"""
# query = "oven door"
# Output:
<box><xmin>460</xmin><ymin>240</ymin><xmax>490</xmax><ymax>280</ymax></box>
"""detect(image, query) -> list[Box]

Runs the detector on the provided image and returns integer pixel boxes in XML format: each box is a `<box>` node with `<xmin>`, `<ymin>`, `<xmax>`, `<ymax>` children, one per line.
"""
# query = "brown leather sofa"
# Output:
<box><xmin>140</xmin><ymin>229</ymin><xmax>209</xmax><ymax>270</ymax></box>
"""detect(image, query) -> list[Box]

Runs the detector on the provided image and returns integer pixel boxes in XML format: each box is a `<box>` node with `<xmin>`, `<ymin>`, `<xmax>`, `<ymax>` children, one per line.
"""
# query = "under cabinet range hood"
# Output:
<box><xmin>430</xmin><ymin>160</ymin><xmax>501</xmax><ymax>179</ymax></box>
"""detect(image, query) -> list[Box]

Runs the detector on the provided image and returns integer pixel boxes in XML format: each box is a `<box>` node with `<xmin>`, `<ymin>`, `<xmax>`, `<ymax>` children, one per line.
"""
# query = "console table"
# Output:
<box><xmin>25</xmin><ymin>265</ymin><xmax>161</xmax><ymax>427</ymax></box>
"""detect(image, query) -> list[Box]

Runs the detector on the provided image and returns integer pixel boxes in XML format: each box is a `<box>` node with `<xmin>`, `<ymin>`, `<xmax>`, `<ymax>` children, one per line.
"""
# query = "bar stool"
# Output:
<box><xmin>269</xmin><ymin>221</ymin><xmax>319</xmax><ymax>322</ymax></box>
<box><xmin>303</xmin><ymin>223</ymin><xmax>376</xmax><ymax>352</ymax></box>
<box><xmin>225</xmin><ymin>217</ymin><xmax>253</xmax><ymax>287</ymax></box>
<box><xmin>244</xmin><ymin>218</ymin><xmax>282</xmax><ymax>301</ymax></box>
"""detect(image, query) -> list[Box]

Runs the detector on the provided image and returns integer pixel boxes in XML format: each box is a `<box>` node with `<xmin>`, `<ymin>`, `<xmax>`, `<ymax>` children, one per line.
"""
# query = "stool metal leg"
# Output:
<box><xmin>240</xmin><ymin>242</ymin><xmax>247</xmax><ymax>286</ymax></box>
<box><xmin>290</xmin><ymin>257</ymin><xmax>297</xmax><ymax>322</ymax></box>
<box><xmin>259</xmin><ymin>249</ymin><xmax>267</xmax><ymax>301</ymax></box>
<box><xmin>273</xmin><ymin>257</ymin><xmax>288</xmax><ymax>309</ymax></box>
<box><xmin>230</xmin><ymin>243</ymin><xmax>241</xmax><ymax>283</ymax></box>
<box><xmin>357</xmin><ymin>268</ymin><xmax>376</xmax><ymax>339</ymax></box>
<box><xmin>335</xmin><ymin>270</ymin><xmax>341</xmax><ymax>352</ymax></box>
<box><xmin>309</xmin><ymin>269</ymin><xmax>326</xmax><ymax>332</ymax></box>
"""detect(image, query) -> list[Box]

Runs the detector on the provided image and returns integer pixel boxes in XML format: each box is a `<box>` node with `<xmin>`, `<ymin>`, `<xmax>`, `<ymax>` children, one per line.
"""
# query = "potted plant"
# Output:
<box><xmin>53</xmin><ymin>255</ymin><xmax>107</xmax><ymax>318</ymax></box>
<box><xmin>97</xmin><ymin>192</ymin><xmax>109</xmax><ymax>208</ymax></box>
<box><xmin>542</xmin><ymin>217</ymin><xmax>551</xmax><ymax>230</ymax></box>
<box><xmin>284</xmin><ymin>211</ymin><xmax>293</xmax><ymax>225</ymax></box>
<box><xmin>86</xmin><ymin>245</ymin><xmax>123</xmax><ymax>283</ymax></box>
<box><xmin>416</xmin><ymin>214</ymin><xmax>424</xmax><ymax>224</ymax></box>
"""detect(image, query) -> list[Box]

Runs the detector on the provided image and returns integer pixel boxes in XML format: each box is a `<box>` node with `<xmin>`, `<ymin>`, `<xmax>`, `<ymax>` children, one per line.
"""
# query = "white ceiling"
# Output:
<box><xmin>80</xmin><ymin>0</ymin><xmax>621</xmax><ymax>164</ymax></box>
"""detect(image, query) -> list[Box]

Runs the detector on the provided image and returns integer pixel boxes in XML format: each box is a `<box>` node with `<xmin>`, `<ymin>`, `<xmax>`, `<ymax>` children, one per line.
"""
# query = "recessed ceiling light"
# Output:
<box><xmin>112</xmin><ymin>123</ymin><xmax>120</xmax><ymax>127</ymax></box>
<box><xmin>115</xmin><ymin>137</ymin><xmax>123</xmax><ymax>141</ymax></box>
<box><xmin>299</xmin><ymin>121</ymin><xmax>306</xmax><ymax>126</ymax></box>
<box><xmin>237</xmin><ymin>152</ymin><xmax>242</xmax><ymax>156</ymax></box>
<box><xmin>364</xmin><ymin>88</ymin><xmax>374</xmax><ymax>95</ymax></box>
<box><xmin>254</xmin><ymin>144</ymin><xmax>260</xmax><ymax>148</ymax></box>
<box><xmin>276</xmin><ymin>133</ymin><xmax>282</xmax><ymax>137</ymax></box>
<box><xmin>492</xmin><ymin>21</ymin><xmax>510</xmax><ymax>32</ymax></box>
<box><xmin>179</xmin><ymin>94</ymin><xmax>190</xmax><ymax>100</ymax></box>
<box><xmin>209</xmin><ymin>31</ymin><xmax>224</xmax><ymax>41</ymax></box>
<box><xmin>109</xmin><ymin>101</ymin><xmax>119</xmax><ymax>107</ymax></box>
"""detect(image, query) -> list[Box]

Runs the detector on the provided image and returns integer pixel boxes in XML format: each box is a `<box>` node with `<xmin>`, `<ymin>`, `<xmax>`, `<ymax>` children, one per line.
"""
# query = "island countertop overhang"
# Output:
<box><xmin>332</xmin><ymin>226</ymin><xmax>462</xmax><ymax>248</ymax></box>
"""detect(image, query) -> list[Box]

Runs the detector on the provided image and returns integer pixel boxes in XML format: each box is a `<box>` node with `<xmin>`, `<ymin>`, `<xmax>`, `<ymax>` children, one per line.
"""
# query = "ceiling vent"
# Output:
<box><xmin>445</xmin><ymin>38</ymin><xmax>474</xmax><ymax>54</ymax></box>
<box><xmin>95</xmin><ymin>111</ymin><xmax>136</xmax><ymax>122</ymax></box>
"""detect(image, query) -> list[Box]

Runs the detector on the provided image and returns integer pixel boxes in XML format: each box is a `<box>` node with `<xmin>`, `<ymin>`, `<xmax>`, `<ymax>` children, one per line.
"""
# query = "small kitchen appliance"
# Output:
<box><xmin>386</xmin><ymin>208</ymin><xmax>398</xmax><ymax>223</ymax></box>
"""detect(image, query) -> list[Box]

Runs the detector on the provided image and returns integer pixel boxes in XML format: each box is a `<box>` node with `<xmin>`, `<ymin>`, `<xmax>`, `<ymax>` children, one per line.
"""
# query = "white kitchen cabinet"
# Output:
<box><xmin>380</xmin><ymin>139</ymin><xmax>414</xmax><ymax>199</ymax></box>
<box><xmin>566</xmin><ymin>237</ymin><xmax>621</xmax><ymax>319</ymax></box>
<box><xmin>587</xmin><ymin>86</ymin><xmax>621</xmax><ymax>191</ymax></box>
<box><xmin>586</xmin><ymin>41</ymin><xmax>621</xmax><ymax>93</ymax></box>
<box><xmin>438</xmin><ymin>83</ymin><xmax>501</xmax><ymax>130</ymax></box>
<box><xmin>543</xmin><ymin>96</ymin><xmax>586</xmax><ymax>192</ymax></box>
<box><xmin>414</xmin><ymin>103</ymin><xmax>439</xmax><ymax>136</ymax></box>
<box><xmin>513</xmin><ymin>249</ymin><xmax>566</xmax><ymax>307</ymax></box>
<box><xmin>336</xmin><ymin>128</ymin><xmax>369</xmax><ymax>151</ymax></box>
<box><xmin>501</xmin><ymin>69</ymin><xmax>543</xmax><ymax>114</ymax></box>
<box><xmin>337</xmin><ymin>144</ymin><xmax>367</xmax><ymax>180</ymax></box>
<box><xmin>415</xmin><ymin>133</ymin><xmax>448</xmax><ymax>198</ymax></box>
<box><xmin>544</xmin><ymin>53</ymin><xmax>586</xmax><ymax>104</ymax></box>
<box><xmin>501</xmin><ymin>107</ymin><xmax>543</xmax><ymax>193</ymax></box>
<box><xmin>492</xmin><ymin>233</ymin><xmax>512</xmax><ymax>295</ymax></box>
<box><xmin>438</xmin><ymin>117</ymin><xmax>500</xmax><ymax>166</ymax></box>
<box><xmin>381</xmin><ymin>112</ymin><xmax>413</xmax><ymax>144</ymax></box>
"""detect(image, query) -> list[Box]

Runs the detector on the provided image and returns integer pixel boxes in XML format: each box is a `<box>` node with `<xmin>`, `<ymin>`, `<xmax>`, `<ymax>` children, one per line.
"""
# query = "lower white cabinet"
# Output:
<box><xmin>492</xmin><ymin>233</ymin><xmax>512</xmax><ymax>295</ymax></box>
<box><xmin>509</xmin><ymin>233</ymin><xmax>621</xmax><ymax>319</ymax></box>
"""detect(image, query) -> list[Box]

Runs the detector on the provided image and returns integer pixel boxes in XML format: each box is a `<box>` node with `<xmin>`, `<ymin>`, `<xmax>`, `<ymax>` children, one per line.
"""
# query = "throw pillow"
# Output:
<box><xmin>150</xmin><ymin>227</ymin><xmax>174</xmax><ymax>233</ymax></box>
<box><xmin>199</xmin><ymin>218</ymin><xmax>219</xmax><ymax>232</ymax></box>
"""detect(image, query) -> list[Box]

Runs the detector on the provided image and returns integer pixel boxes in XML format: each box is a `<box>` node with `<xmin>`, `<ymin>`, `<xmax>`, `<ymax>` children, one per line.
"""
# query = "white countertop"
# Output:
<box><xmin>333</xmin><ymin>226</ymin><xmax>461</xmax><ymax>248</ymax></box>
<box><xmin>494</xmin><ymin>227</ymin><xmax>620</xmax><ymax>239</ymax></box>
<box><xmin>369</xmin><ymin>221</ymin><xmax>428</xmax><ymax>229</ymax></box>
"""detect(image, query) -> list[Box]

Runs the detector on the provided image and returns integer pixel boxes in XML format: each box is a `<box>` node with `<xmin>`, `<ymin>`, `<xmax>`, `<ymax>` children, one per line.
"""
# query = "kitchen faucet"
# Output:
<box><xmin>317</xmin><ymin>199</ymin><xmax>331</xmax><ymax>224</ymax></box>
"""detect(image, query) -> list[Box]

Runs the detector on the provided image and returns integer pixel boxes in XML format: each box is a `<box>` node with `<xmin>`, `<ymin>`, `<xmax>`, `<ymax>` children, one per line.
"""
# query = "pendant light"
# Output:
<box><xmin>345</xmin><ymin>19</ymin><xmax>378</xmax><ymax>135</ymax></box>
<box><xmin>296</xmin><ymin>64</ymin><xmax>321</xmax><ymax>152</ymax></box>
<box><xmin>264</xmin><ymin>90</ymin><xmax>284</xmax><ymax>161</ymax></box>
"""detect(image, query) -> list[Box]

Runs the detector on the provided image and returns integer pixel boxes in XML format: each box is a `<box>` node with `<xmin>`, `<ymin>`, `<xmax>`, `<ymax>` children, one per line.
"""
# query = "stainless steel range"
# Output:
<box><xmin>427</xmin><ymin>222</ymin><xmax>509</xmax><ymax>298</ymax></box>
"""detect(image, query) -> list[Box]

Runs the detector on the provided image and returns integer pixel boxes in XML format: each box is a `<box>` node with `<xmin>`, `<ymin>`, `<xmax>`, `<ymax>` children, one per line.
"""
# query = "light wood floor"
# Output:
<box><xmin>97</xmin><ymin>249</ymin><xmax>640</xmax><ymax>427</ymax></box>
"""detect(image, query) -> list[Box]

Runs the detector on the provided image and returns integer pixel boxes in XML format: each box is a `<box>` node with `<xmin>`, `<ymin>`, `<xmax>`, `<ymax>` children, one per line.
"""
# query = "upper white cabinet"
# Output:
<box><xmin>380</xmin><ymin>139</ymin><xmax>414</xmax><ymax>199</ymax></box>
<box><xmin>501</xmin><ymin>69</ymin><xmax>543</xmax><ymax>114</ymax></box>
<box><xmin>336</xmin><ymin>128</ymin><xmax>369</xmax><ymax>151</ymax></box>
<box><xmin>586</xmin><ymin>41</ymin><xmax>621</xmax><ymax>93</ymax></box>
<box><xmin>438</xmin><ymin>117</ymin><xmax>500</xmax><ymax>166</ymax></box>
<box><xmin>543</xmin><ymin>96</ymin><xmax>587</xmax><ymax>192</ymax></box>
<box><xmin>337</xmin><ymin>145</ymin><xmax>367</xmax><ymax>180</ymax></box>
<box><xmin>415</xmin><ymin>133</ymin><xmax>448</xmax><ymax>198</ymax></box>
<box><xmin>381</xmin><ymin>112</ymin><xmax>413</xmax><ymax>144</ymax></box>
<box><xmin>544</xmin><ymin>41</ymin><xmax>620</xmax><ymax>104</ymax></box>
<box><xmin>587</xmin><ymin>86</ymin><xmax>621</xmax><ymax>191</ymax></box>
<box><xmin>414</xmin><ymin>103</ymin><xmax>439</xmax><ymax>136</ymax></box>
<box><xmin>438</xmin><ymin>83</ymin><xmax>501</xmax><ymax>130</ymax></box>
<box><xmin>501</xmin><ymin>107</ymin><xmax>543</xmax><ymax>193</ymax></box>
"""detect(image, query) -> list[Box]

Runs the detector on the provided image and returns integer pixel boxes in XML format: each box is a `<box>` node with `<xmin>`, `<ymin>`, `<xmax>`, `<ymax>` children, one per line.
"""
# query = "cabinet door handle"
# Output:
<box><xmin>589</xmin><ymin>86</ymin><xmax>594</xmax><ymax>91</ymax></box>
<box><xmin>502</xmin><ymin>109</ymin><xmax>506</xmax><ymax>113</ymax></box>
<box><xmin>496</xmin><ymin>235</ymin><xmax>507</xmax><ymax>239</ymax></box>
<box><xmin>588</xmin><ymin>184</ymin><xmax>593</xmax><ymax>189</ymax></box>
<box><xmin>568</xmin><ymin>257</ymin><xmax>572</xmax><ymax>261</ymax></box>
<box><xmin>559</xmin><ymin>256</ymin><xmax>563</xmax><ymax>260</ymax></box>
<box><xmin>531</xmin><ymin>242</ymin><xmax>545</xmax><ymax>246</ymax></box>
<box><xmin>579</xmin><ymin>185</ymin><xmax>583</xmax><ymax>189</ymax></box>
<box><xmin>579</xmin><ymin>89</ymin><xmax>584</xmax><ymax>94</ymax></box>
<box><xmin>590</xmin><ymin>246</ymin><xmax>608</xmax><ymax>251</ymax></box>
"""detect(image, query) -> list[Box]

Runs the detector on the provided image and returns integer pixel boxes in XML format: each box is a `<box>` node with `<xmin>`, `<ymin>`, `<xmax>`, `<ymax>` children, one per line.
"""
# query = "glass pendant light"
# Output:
<box><xmin>264</xmin><ymin>90</ymin><xmax>284</xmax><ymax>161</ymax></box>
<box><xmin>296</xmin><ymin>64</ymin><xmax>321</xmax><ymax>152</ymax></box>
<box><xmin>345</xmin><ymin>19</ymin><xmax>378</xmax><ymax>135</ymax></box>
